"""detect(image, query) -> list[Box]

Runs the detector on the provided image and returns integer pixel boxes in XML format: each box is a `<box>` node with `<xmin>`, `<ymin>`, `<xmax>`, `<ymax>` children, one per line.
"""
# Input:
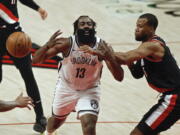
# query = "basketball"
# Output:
<box><xmin>6</xmin><ymin>32</ymin><xmax>32</xmax><ymax>58</ymax></box>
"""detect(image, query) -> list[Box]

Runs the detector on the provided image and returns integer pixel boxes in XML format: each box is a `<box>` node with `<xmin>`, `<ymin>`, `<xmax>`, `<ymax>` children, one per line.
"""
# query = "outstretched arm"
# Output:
<box><xmin>0</xmin><ymin>93</ymin><xmax>33</xmax><ymax>112</ymax></box>
<box><xmin>19</xmin><ymin>0</ymin><xmax>48</xmax><ymax>20</ymax></box>
<box><xmin>32</xmin><ymin>30</ymin><xmax>70</xmax><ymax>64</ymax></box>
<box><xmin>115</xmin><ymin>41</ymin><xmax>164</xmax><ymax>65</ymax></box>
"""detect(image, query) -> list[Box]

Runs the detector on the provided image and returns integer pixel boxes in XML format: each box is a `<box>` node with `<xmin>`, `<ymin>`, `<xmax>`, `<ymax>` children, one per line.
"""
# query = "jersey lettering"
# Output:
<box><xmin>71</xmin><ymin>55</ymin><xmax>97</xmax><ymax>66</ymax></box>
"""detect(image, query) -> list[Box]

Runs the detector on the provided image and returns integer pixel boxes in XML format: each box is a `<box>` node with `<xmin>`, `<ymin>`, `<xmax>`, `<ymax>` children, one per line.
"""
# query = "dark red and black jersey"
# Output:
<box><xmin>0</xmin><ymin>0</ymin><xmax>39</xmax><ymax>25</ymax></box>
<box><xmin>142</xmin><ymin>35</ymin><xmax>180</xmax><ymax>93</ymax></box>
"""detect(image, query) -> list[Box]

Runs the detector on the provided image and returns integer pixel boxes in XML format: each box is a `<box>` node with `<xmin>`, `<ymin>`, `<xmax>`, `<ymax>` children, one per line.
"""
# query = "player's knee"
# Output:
<box><xmin>51</xmin><ymin>112</ymin><xmax>69</xmax><ymax>123</ymax></box>
<box><xmin>80</xmin><ymin>114</ymin><xmax>97</xmax><ymax>133</ymax></box>
<box><xmin>82</xmin><ymin>122</ymin><xmax>96</xmax><ymax>134</ymax></box>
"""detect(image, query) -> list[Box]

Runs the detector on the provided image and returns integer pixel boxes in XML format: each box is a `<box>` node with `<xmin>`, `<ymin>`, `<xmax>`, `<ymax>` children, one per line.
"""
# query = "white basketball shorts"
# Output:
<box><xmin>52</xmin><ymin>79</ymin><xmax>101</xmax><ymax>119</ymax></box>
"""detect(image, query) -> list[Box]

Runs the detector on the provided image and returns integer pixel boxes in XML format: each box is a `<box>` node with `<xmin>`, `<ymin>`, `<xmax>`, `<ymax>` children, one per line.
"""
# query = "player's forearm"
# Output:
<box><xmin>19</xmin><ymin>0</ymin><xmax>40</xmax><ymax>11</ymax></box>
<box><xmin>115</xmin><ymin>51</ymin><xmax>141</xmax><ymax>65</ymax></box>
<box><xmin>32</xmin><ymin>45</ymin><xmax>49</xmax><ymax>64</ymax></box>
<box><xmin>114</xmin><ymin>52</ymin><xmax>127</xmax><ymax>64</ymax></box>
<box><xmin>105</xmin><ymin>57</ymin><xmax>124</xmax><ymax>81</ymax></box>
<box><xmin>0</xmin><ymin>100</ymin><xmax>18</xmax><ymax>112</ymax></box>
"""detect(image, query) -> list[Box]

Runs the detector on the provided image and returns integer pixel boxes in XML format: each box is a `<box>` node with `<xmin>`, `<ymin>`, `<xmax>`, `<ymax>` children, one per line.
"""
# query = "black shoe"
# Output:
<box><xmin>33</xmin><ymin>116</ymin><xmax>47</xmax><ymax>133</ymax></box>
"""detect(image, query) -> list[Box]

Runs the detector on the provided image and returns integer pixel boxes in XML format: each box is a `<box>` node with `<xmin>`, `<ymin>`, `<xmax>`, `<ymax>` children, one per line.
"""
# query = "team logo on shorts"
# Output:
<box><xmin>90</xmin><ymin>100</ymin><xmax>98</xmax><ymax>109</ymax></box>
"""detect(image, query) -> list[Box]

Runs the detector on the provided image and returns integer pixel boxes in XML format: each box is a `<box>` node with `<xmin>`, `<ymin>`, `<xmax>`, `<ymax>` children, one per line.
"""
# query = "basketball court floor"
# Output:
<box><xmin>0</xmin><ymin>0</ymin><xmax>180</xmax><ymax>135</ymax></box>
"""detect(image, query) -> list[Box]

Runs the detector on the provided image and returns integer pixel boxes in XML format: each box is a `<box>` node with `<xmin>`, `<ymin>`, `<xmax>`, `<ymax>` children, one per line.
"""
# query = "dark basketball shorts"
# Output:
<box><xmin>137</xmin><ymin>90</ymin><xmax>180</xmax><ymax>135</ymax></box>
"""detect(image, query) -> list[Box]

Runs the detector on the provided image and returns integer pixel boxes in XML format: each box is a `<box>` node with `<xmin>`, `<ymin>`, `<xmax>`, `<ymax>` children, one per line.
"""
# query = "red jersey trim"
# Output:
<box><xmin>0</xmin><ymin>3</ymin><xmax>19</xmax><ymax>22</ymax></box>
<box><xmin>151</xmin><ymin>95</ymin><xmax>177</xmax><ymax>129</ymax></box>
<box><xmin>148</xmin><ymin>83</ymin><xmax>173</xmax><ymax>93</ymax></box>
<box><xmin>144</xmin><ymin>36</ymin><xmax>165</xmax><ymax>62</ymax></box>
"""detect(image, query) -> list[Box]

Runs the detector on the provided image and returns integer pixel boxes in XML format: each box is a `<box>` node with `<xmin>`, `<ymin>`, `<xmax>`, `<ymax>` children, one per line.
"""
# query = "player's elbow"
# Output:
<box><xmin>115</xmin><ymin>75</ymin><xmax>124</xmax><ymax>82</ymax></box>
<box><xmin>114</xmin><ymin>71</ymin><xmax>124</xmax><ymax>82</ymax></box>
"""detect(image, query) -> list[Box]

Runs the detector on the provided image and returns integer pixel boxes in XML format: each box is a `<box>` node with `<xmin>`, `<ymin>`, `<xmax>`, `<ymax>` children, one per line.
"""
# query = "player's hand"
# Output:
<box><xmin>38</xmin><ymin>8</ymin><xmax>48</xmax><ymax>20</ymax></box>
<box><xmin>15</xmin><ymin>93</ymin><xmax>34</xmax><ymax>110</ymax></box>
<box><xmin>45</xmin><ymin>30</ymin><xmax>63</xmax><ymax>49</ymax></box>
<box><xmin>79</xmin><ymin>45</ymin><xmax>94</xmax><ymax>54</ymax></box>
<box><xmin>79</xmin><ymin>41</ymin><xmax>112</xmax><ymax>60</ymax></box>
<box><xmin>97</xmin><ymin>41</ymin><xmax>115</xmax><ymax>60</ymax></box>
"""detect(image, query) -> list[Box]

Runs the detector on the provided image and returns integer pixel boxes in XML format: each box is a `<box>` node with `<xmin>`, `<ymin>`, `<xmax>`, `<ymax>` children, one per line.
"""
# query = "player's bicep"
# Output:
<box><xmin>128</xmin><ymin>43</ymin><xmax>156</xmax><ymax>60</ymax></box>
<box><xmin>126</xmin><ymin>45</ymin><xmax>153</xmax><ymax>63</ymax></box>
<box><xmin>137</xmin><ymin>42</ymin><xmax>162</xmax><ymax>57</ymax></box>
<box><xmin>132</xmin><ymin>48</ymin><xmax>151</xmax><ymax>58</ymax></box>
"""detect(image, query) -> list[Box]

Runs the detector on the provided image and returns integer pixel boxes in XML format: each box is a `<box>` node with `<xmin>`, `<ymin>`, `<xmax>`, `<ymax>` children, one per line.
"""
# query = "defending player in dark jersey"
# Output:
<box><xmin>91</xmin><ymin>13</ymin><xmax>180</xmax><ymax>135</ymax></box>
<box><xmin>0</xmin><ymin>0</ymin><xmax>47</xmax><ymax>133</ymax></box>
<box><xmin>116</xmin><ymin>13</ymin><xmax>180</xmax><ymax>135</ymax></box>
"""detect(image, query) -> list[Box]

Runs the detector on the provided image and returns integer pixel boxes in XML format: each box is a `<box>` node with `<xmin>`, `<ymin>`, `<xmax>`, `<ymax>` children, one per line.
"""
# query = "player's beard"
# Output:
<box><xmin>77</xmin><ymin>28</ymin><xmax>96</xmax><ymax>44</ymax></box>
<box><xmin>135</xmin><ymin>34</ymin><xmax>148</xmax><ymax>42</ymax></box>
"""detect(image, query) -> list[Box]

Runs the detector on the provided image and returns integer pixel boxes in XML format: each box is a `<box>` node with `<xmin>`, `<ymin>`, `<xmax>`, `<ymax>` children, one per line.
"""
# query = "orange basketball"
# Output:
<box><xmin>6</xmin><ymin>32</ymin><xmax>32</xmax><ymax>58</ymax></box>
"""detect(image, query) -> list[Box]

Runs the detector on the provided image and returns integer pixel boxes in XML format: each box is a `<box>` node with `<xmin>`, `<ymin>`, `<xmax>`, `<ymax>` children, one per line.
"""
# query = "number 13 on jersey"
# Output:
<box><xmin>76</xmin><ymin>68</ymin><xmax>86</xmax><ymax>78</ymax></box>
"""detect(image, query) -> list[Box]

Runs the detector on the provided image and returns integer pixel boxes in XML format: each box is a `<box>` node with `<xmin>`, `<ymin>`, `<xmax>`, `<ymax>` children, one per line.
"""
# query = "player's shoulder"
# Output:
<box><xmin>150</xmin><ymin>35</ymin><xmax>166</xmax><ymax>46</ymax></box>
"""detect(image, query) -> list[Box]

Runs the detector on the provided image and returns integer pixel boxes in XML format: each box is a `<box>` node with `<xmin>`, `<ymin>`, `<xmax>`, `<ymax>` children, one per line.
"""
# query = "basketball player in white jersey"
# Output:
<box><xmin>33</xmin><ymin>16</ymin><xmax>124</xmax><ymax>135</ymax></box>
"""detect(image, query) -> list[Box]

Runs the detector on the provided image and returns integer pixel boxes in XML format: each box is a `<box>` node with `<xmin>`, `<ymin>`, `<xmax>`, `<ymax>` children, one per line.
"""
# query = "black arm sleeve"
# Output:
<box><xmin>128</xmin><ymin>60</ymin><xmax>144</xmax><ymax>79</ymax></box>
<box><xmin>19</xmin><ymin>0</ymin><xmax>40</xmax><ymax>11</ymax></box>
